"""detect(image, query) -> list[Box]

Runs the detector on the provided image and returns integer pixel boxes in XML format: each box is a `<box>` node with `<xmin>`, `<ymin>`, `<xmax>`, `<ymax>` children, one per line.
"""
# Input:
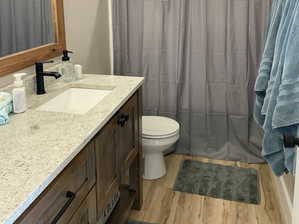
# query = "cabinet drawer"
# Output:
<box><xmin>16</xmin><ymin>142</ymin><xmax>96</xmax><ymax>224</ymax></box>
<box><xmin>68</xmin><ymin>187</ymin><xmax>97</xmax><ymax>224</ymax></box>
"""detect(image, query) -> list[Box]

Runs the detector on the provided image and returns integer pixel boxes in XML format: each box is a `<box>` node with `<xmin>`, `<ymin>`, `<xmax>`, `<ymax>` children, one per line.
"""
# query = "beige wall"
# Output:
<box><xmin>64</xmin><ymin>0</ymin><xmax>111</xmax><ymax>75</ymax></box>
<box><xmin>0</xmin><ymin>0</ymin><xmax>111</xmax><ymax>88</ymax></box>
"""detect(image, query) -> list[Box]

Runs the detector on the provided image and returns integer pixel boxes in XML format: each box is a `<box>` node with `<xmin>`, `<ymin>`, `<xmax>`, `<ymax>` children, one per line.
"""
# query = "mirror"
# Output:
<box><xmin>0</xmin><ymin>0</ymin><xmax>66</xmax><ymax>76</ymax></box>
<box><xmin>0</xmin><ymin>0</ymin><xmax>56</xmax><ymax>57</ymax></box>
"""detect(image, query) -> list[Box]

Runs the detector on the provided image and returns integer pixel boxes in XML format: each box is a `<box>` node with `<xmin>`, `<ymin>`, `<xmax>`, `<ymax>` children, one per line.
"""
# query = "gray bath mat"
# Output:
<box><xmin>174</xmin><ymin>160</ymin><xmax>260</xmax><ymax>204</ymax></box>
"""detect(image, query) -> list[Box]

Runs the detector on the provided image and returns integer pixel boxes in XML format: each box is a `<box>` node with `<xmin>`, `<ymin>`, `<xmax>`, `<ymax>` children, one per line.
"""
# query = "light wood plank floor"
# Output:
<box><xmin>130</xmin><ymin>154</ymin><xmax>283</xmax><ymax>224</ymax></box>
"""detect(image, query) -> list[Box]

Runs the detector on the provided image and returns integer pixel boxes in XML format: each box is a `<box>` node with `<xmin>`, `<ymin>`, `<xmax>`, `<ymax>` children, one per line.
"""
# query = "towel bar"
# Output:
<box><xmin>283</xmin><ymin>135</ymin><xmax>299</xmax><ymax>148</ymax></box>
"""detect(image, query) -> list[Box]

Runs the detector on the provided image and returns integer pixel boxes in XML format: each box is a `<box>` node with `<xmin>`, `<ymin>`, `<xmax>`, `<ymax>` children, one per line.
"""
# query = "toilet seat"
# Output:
<box><xmin>142</xmin><ymin>116</ymin><xmax>180</xmax><ymax>139</ymax></box>
<box><xmin>143</xmin><ymin>130</ymin><xmax>179</xmax><ymax>139</ymax></box>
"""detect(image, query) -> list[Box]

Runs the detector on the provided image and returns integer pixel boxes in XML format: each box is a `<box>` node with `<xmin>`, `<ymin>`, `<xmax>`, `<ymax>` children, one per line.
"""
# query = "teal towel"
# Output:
<box><xmin>0</xmin><ymin>92</ymin><xmax>13</xmax><ymax>125</ymax></box>
<box><xmin>254</xmin><ymin>0</ymin><xmax>299</xmax><ymax>176</ymax></box>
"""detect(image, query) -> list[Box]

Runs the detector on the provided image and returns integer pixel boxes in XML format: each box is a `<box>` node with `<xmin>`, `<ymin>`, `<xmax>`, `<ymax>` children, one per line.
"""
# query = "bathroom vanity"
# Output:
<box><xmin>0</xmin><ymin>75</ymin><xmax>144</xmax><ymax>224</ymax></box>
<box><xmin>0</xmin><ymin>0</ymin><xmax>144</xmax><ymax>222</ymax></box>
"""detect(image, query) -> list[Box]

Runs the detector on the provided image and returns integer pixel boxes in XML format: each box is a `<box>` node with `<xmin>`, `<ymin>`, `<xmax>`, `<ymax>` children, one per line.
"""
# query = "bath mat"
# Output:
<box><xmin>128</xmin><ymin>221</ymin><xmax>157</xmax><ymax>224</ymax></box>
<box><xmin>174</xmin><ymin>160</ymin><xmax>260</xmax><ymax>204</ymax></box>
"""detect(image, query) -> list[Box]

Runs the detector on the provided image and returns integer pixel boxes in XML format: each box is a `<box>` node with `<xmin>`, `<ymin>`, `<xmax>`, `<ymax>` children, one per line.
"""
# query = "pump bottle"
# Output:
<box><xmin>12</xmin><ymin>73</ymin><xmax>27</xmax><ymax>113</ymax></box>
<box><xmin>60</xmin><ymin>50</ymin><xmax>74</xmax><ymax>82</ymax></box>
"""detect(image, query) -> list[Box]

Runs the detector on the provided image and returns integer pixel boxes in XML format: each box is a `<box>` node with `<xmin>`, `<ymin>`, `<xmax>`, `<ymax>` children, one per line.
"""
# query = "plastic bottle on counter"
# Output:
<box><xmin>74</xmin><ymin>64</ymin><xmax>83</xmax><ymax>80</ymax></box>
<box><xmin>12</xmin><ymin>73</ymin><xmax>27</xmax><ymax>113</ymax></box>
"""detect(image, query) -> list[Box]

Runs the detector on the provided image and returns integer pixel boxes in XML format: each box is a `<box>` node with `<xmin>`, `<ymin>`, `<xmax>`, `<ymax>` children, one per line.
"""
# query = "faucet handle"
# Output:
<box><xmin>35</xmin><ymin>61</ymin><xmax>54</xmax><ymax>71</ymax></box>
<box><xmin>35</xmin><ymin>61</ymin><xmax>55</xmax><ymax>75</ymax></box>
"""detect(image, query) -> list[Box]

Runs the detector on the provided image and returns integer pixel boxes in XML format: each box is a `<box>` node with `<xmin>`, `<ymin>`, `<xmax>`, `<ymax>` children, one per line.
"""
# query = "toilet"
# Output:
<box><xmin>142</xmin><ymin>116</ymin><xmax>180</xmax><ymax>180</ymax></box>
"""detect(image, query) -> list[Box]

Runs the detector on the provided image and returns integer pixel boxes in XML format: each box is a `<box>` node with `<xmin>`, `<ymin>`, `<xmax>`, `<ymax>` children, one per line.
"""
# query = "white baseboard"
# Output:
<box><xmin>271</xmin><ymin>171</ymin><xmax>293</xmax><ymax>224</ymax></box>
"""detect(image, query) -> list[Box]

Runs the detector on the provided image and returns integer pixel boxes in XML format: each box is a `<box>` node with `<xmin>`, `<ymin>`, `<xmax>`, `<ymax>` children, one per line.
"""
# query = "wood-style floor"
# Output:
<box><xmin>130</xmin><ymin>154</ymin><xmax>283</xmax><ymax>224</ymax></box>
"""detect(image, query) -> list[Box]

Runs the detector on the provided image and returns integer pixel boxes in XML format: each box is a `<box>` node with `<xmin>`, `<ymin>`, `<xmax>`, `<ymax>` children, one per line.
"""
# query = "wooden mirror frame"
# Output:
<box><xmin>0</xmin><ymin>0</ymin><xmax>66</xmax><ymax>77</ymax></box>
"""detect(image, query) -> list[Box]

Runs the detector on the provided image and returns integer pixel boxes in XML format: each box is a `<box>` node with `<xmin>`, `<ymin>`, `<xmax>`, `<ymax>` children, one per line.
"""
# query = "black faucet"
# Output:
<box><xmin>36</xmin><ymin>61</ymin><xmax>62</xmax><ymax>95</ymax></box>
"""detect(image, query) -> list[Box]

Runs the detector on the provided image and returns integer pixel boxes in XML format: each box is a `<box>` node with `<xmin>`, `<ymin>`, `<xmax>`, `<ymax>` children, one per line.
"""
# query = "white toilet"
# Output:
<box><xmin>142</xmin><ymin>116</ymin><xmax>180</xmax><ymax>180</ymax></box>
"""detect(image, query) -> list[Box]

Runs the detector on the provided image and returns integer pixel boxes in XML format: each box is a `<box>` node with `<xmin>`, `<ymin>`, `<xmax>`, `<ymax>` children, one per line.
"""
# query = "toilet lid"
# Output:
<box><xmin>142</xmin><ymin>116</ymin><xmax>180</xmax><ymax>138</ymax></box>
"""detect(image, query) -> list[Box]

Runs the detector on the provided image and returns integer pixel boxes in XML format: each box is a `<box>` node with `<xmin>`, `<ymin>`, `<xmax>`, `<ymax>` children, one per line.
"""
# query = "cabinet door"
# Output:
<box><xmin>95</xmin><ymin>117</ymin><xmax>119</xmax><ymax>221</ymax></box>
<box><xmin>117</xmin><ymin>93</ymin><xmax>139</xmax><ymax>175</ymax></box>
<box><xmin>68</xmin><ymin>187</ymin><xmax>97</xmax><ymax>224</ymax></box>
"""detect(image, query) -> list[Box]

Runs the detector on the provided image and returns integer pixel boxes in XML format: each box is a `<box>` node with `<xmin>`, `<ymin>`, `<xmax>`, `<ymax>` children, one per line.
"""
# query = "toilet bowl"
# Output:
<box><xmin>142</xmin><ymin>116</ymin><xmax>180</xmax><ymax>180</ymax></box>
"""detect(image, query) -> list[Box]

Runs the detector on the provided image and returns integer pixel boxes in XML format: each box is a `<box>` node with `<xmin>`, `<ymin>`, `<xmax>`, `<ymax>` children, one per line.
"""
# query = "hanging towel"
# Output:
<box><xmin>254</xmin><ymin>0</ymin><xmax>299</xmax><ymax>176</ymax></box>
<box><xmin>0</xmin><ymin>92</ymin><xmax>13</xmax><ymax>125</ymax></box>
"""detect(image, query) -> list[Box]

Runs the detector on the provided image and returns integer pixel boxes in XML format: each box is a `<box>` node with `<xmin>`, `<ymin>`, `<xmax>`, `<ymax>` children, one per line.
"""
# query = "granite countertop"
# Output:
<box><xmin>0</xmin><ymin>74</ymin><xmax>144</xmax><ymax>224</ymax></box>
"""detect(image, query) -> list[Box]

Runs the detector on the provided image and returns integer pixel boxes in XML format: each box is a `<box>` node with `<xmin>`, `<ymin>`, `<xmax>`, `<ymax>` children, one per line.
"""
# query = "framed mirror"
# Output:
<box><xmin>0</xmin><ymin>0</ymin><xmax>66</xmax><ymax>77</ymax></box>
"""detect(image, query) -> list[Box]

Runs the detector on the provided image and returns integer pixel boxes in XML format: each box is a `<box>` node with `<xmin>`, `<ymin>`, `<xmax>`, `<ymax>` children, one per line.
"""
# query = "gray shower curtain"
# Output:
<box><xmin>0</xmin><ymin>0</ymin><xmax>54</xmax><ymax>57</ymax></box>
<box><xmin>113</xmin><ymin>0</ymin><xmax>272</xmax><ymax>163</ymax></box>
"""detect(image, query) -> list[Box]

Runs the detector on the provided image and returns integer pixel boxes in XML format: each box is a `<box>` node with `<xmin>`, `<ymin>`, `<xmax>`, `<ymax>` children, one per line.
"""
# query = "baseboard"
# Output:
<box><xmin>270</xmin><ymin>170</ymin><xmax>293</xmax><ymax>224</ymax></box>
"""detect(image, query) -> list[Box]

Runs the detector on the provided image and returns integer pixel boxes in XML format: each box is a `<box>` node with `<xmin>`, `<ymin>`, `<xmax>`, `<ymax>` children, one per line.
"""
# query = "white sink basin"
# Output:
<box><xmin>37</xmin><ymin>88</ymin><xmax>112</xmax><ymax>114</ymax></box>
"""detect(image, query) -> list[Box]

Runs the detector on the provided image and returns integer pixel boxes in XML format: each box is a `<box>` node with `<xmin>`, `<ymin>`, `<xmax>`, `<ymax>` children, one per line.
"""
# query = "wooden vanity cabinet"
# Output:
<box><xmin>116</xmin><ymin>92</ymin><xmax>143</xmax><ymax>210</ymax></box>
<box><xmin>118</xmin><ymin>93</ymin><xmax>139</xmax><ymax>180</ymax></box>
<box><xmin>16</xmin><ymin>141</ymin><xmax>96</xmax><ymax>224</ymax></box>
<box><xmin>95</xmin><ymin>115</ymin><xmax>120</xmax><ymax>221</ymax></box>
<box><xmin>96</xmin><ymin>92</ymin><xmax>143</xmax><ymax>223</ymax></box>
<box><xmin>68</xmin><ymin>187</ymin><xmax>97</xmax><ymax>224</ymax></box>
<box><xmin>15</xmin><ymin>89</ymin><xmax>143</xmax><ymax>224</ymax></box>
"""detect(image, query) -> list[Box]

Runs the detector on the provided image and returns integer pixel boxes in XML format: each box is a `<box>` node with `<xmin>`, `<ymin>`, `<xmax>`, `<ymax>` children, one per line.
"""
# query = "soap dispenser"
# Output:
<box><xmin>60</xmin><ymin>50</ymin><xmax>74</xmax><ymax>82</ymax></box>
<box><xmin>12</xmin><ymin>73</ymin><xmax>27</xmax><ymax>113</ymax></box>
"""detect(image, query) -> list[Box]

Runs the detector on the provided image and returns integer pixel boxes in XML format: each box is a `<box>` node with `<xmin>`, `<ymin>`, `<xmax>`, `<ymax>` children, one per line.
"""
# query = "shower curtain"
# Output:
<box><xmin>113</xmin><ymin>0</ymin><xmax>272</xmax><ymax>163</ymax></box>
<box><xmin>0</xmin><ymin>0</ymin><xmax>54</xmax><ymax>57</ymax></box>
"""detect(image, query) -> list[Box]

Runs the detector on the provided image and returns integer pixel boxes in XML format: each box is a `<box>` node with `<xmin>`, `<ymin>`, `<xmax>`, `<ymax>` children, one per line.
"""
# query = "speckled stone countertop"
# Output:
<box><xmin>0</xmin><ymin>74</ymin><xmax>144</xmax><ymax>224</ymax></box>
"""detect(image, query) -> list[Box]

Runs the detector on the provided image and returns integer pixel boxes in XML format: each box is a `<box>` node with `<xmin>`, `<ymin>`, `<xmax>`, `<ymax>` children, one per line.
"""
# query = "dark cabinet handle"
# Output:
<box><xmin>117</xmin><ymin>114</ymin><xmax>129</xmax><ymax>127</ymax></box>
<box><xmin>123</xmin><ymin>114</ymin><xmax>129</xmax><ymax>121</ymax></box>
<box><xmin>117</xmin><ymin>117</ymin><xmax>126</xmax><ymax>127</ymax></box>
<box><xmin>51</xmin><ymin>191</ymin><xmax>76</xmax><ymax>224</ymax></box>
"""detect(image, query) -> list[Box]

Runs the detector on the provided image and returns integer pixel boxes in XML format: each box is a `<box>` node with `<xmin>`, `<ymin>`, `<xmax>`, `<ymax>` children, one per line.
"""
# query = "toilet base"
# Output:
<box><xmin>143</xmin><ymin>151</ymin><xmax>166</xmax><ymax>180</ymax></box>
